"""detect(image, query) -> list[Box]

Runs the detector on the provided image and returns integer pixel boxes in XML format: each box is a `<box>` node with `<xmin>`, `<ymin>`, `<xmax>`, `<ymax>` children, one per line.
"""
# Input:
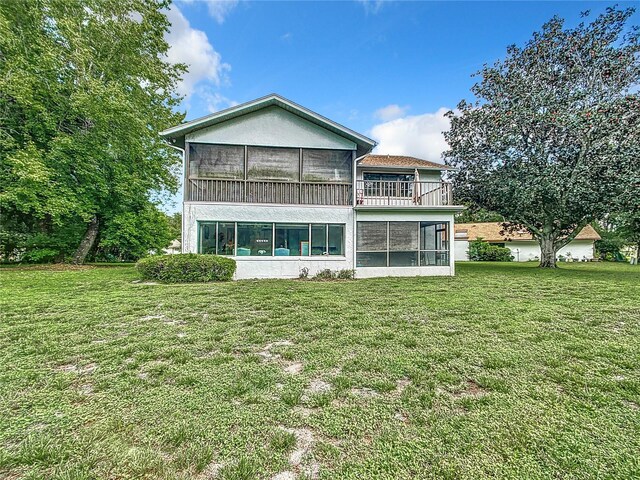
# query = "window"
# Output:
<box><xmin>189</xmin><ymin>144</ymin><xmax>244</xmax><ymax>179</ymax></box>
<box><xmin>199</xmin><ymin>222</ymin><xmax>217</xmax><ymax>254</ymax></box>
<box><xmin>275</xmin><ymin>224</ymin><xmax>309</xmax><ymax>256</ymax></box>
<box><xmin>419</xmin><ymin>222</ymin><xmax>449</xmax><ymax>266</ymax></box>
<box><xmin>389</xmin><ymin>222</ymin><xmax>419</xmax><ymax>267</ymax></box>
<box><xmin>198</xmin><ymin>222</ymin><xmax>345</xmax><ymax>257</ymax></box>
<box><xmin>217</xmin><ymin>223</ymin><xmax>235</xmax><ymax>256</ymax></box>
<box><xmin>247</xmin><ymin>147</ymin><xmax>299</xmax><ymax>181</ymax></box>
<box><xmin>356</xmin><ymin>222</ymin><xmax>388</xmax><ymax>267</ymax></box>
<box><xmin>328</xmin><ymin>224</ymin><xmax>344</xmax><ymax>256</ymax></box>
<box><xmin>237</xmin><ymin>223</ymin><xmax>273</xmax><ymax>256</ymax></box>
<box><xmin>356</xmin><ymin>221</ymin><xmax>449</xmax><ymax>267</ymax></box>
<box><xmin>302</xmin><ymin>149</ymin><xmax>352</xmax><ymax>183</ymax></box>
<box><xmin>363</xmin><ymin>173</ymin><xmax>414</xmax><ymax>197</ymax></box>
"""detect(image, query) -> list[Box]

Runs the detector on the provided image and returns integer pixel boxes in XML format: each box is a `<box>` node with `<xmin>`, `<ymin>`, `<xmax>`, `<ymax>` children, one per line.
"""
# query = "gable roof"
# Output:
<box><xmin>357</xmin><ymin>154</ymin><xmax>453</xmax><ymax>170</ymax></box>
<box><xmin>455</xmin><ymin>223</ymin><xmax>601</xmax><ymax>242</ymax></box>
<box><xmin>160</xmin><ymin>94</ymin><xmax>376</xmax><ymax>153</ymax></box>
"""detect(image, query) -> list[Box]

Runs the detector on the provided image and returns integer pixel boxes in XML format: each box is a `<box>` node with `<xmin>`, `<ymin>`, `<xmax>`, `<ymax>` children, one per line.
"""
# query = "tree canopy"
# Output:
<box><xmin>0</xmin><ymin>0</ymin><xmax>184</xmax><ymax>263</ymax></box>
<box><xmin>444</xmin><ymin>6</ymin><xmax>640</xmax><ymax>267</ymax></box>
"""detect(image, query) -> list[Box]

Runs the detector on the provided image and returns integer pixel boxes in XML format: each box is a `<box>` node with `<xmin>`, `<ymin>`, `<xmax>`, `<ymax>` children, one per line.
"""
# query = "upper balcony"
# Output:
<box><xmin>355</xmin><ymin>180</ymin><xmax>453</xmax><ymax>207</ymax></box>
<box><xmin>188</xmin><ymin>178</ymin><xmax>352</xmax><ymax>206</ymax></box>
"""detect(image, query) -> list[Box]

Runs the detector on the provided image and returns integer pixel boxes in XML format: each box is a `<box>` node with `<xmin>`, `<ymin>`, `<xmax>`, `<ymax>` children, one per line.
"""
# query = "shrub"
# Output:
<box><xmin>468</xmin><ymin>238</ymin><xmax>513</xmax><ymax>262</ymax></box>
<box><xmin>136</xmin><ymin>254</ymin><xmax>236</xmax><ymax>283</ymax></box>
<box><xmin>313</xmin><ymin>268</ymin><xmax>336</xmax><ymax>280</ymax></box>
<box><xmin>336</xmin><ymin>269</ymin><xmax>355</xmax><ymax>279</ymax></box>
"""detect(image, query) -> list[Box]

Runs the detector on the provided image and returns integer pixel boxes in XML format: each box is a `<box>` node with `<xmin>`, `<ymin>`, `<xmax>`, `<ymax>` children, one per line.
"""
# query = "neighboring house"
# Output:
<box><xmin>454</xmin><ymin>223</ymin><xmax>601</xmax><ymax>262</ymax></box>
<box><xmin>160</xmin><ymin>94</ymin><xmax>463</xmax><ymax>279</ymax></box>
<box><xmin>163</xmin><ymin>239</ymin><xmax>181</xmax><ymax>255</ymax></box>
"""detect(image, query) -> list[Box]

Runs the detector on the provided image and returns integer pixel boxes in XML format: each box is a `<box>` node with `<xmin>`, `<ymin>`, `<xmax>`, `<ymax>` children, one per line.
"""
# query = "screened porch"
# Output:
<box><xmin>186</xmin><ymin>143</ymin><xmax>354</xmax><ymax>206</ymax></box>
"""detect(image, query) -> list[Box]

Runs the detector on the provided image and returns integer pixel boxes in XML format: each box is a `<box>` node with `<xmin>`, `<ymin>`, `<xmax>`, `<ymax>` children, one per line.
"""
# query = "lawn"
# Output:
<box><xmin>0</xmin><ymin>262</ymin><xmax>639</xmax><ymax>480</ymax></box>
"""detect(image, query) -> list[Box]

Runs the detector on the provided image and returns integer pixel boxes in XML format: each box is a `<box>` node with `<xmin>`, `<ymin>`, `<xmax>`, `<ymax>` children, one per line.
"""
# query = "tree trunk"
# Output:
<box><xmin>73</xmin><ymin>215</ymin><xmax>99</xmax><ymax>264</ymax></box>
<box><xmin>538</xmin><ymin>234</ymin><xmax>557</xmax><ymax>268</ymax></box>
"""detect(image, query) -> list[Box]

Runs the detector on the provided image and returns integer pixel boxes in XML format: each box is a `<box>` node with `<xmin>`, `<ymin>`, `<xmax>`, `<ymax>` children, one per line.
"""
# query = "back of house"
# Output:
<box><xmin>161</xmin><ymin>94</ymin><xmax>463</xmax><ymax>279</ymax></box>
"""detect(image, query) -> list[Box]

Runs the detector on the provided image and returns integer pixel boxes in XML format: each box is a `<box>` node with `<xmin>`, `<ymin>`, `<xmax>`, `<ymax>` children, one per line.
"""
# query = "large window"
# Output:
<box><xmin>198</xmin><ymin>222</ymin><xmax>345</xmax><ymax>257</ymax></box>
<box><xmin>189</xmin><ymin>144</ymin><xmax>244</xmax><ymax>179</ymax></box>
<box><xmin>363</xmin><ymin>173</ymin><xmax>414</xmax><ymax>197</ymax></box>
<box><xmin>275</xmin><ymin>224</ymin><xmax>309</xmax><ymax>256</ymax></box>
<box><xmin>237</xmin><ymin>223</ymin><xmax>273</xmax><ymax>256</ymax></box>
<box><xmin>356</xmin><ymin>221</ymin><xmax>449</xmax><ymax>267</ymax></box>
<box><xmin>302</xmin><ymin>149</ymin><xmax>352</xmax><ymax>183</ymax></box>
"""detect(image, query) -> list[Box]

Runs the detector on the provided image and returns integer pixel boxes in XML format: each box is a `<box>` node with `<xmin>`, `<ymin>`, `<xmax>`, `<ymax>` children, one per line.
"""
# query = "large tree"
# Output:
<box><xmin>0</xmin><ymin>0</ymin><xmax>184</xmax><ymax>263</ymax></box>
<box><xmin>444</xmin><ymin>6</ymin><xmax>640</xmax><ymax>267</ymax></box>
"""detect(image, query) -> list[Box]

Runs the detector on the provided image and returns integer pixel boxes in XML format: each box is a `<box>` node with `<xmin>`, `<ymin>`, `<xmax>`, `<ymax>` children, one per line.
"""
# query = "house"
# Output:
<box><xmin>163</xmin><ymin>239</ymin><xmax>181</xmax><ymax>255</ymax></box>
<box><xmin>454</xmin><ymin>222</ymin><xmax>601</xmax><ymax>262</ymax></box>
<box><xmin>160</xmin><ymin>94</ymin><xmax>463</xmax><ymax>279</ymax></box>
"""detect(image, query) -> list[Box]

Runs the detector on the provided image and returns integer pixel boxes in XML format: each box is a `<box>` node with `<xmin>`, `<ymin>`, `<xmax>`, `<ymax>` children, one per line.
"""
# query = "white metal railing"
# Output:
<box><xmin>355</xmin><ymin>180</ymin><xmax>452</xmax><ymax>207</ymax></box>
<box><xmin>188</xmin><ymin>179</ymin><xmax>352</xmax><ymax>206</ymax></box>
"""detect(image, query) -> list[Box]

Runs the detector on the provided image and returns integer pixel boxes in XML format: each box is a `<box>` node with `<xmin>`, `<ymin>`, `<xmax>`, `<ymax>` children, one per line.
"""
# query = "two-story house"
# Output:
<box><xmin>160</xmin><ymin>94</ymin><xmax>462</xmax><ymax>279</ymax></box>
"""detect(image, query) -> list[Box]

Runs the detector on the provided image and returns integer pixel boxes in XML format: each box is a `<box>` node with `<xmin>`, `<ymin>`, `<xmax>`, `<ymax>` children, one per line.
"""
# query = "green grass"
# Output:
<box><xmin>0</xmin><ymin>262</ymin><xmax>639</xmax><ymax>479</ymax></box>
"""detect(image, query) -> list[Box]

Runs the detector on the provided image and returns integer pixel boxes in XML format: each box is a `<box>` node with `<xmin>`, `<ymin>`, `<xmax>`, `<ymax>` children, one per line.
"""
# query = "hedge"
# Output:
<box><xmin>468</xmin><ymin>238</ymin><xmax>514</xmax><ymax>262</ymax></box>
<box><xmin>136</xmin><ymin>254</ymin><xmax>236</xmax><ymax>283</ymax></box>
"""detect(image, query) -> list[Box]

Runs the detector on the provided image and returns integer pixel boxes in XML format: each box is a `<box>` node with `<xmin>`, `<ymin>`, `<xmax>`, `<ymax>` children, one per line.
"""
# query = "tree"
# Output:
<box><xmin>444</xmin><ymin>6</ymin><xmax>640</xmax><ymax>268</ymax></box>
<box><xmin>0</xmin><ymin>0</ymin><xmax>184</xmax><ymax>263</ymax></box>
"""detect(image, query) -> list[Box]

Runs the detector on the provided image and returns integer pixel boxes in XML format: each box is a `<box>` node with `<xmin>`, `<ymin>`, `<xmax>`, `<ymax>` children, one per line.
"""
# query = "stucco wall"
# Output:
<box><xmin>185</xmin><ymin>106</ymin><xmax>357</xmax><ymax>150</ymax></box>
<box><xmin>454</xmin><ymin>239</ymin><xmax>595</xmax><ymax>262</ymax></box>
<box><xmin>183</xmin><ymin>203</ymin><xmax>354</xmax><ymax>279</ymax></box>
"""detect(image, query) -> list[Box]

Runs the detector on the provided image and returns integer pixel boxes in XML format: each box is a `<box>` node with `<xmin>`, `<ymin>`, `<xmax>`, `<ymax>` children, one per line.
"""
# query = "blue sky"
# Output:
<box><xmin>162</xmin><ymin>1</ymin><xmax>638</xmax><ymax>211</ymax></box>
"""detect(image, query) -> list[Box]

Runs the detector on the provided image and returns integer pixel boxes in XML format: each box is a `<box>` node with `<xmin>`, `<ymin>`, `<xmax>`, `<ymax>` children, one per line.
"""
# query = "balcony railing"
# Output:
<box><xmin>355</xmin><ymin>180</ymin><xmax>452</xmax><ymax>207</ymax></box>
<box><xmin>188</xmin><ymin>179</ymin><xmax>352</xmax><ymax>206</ymax></box>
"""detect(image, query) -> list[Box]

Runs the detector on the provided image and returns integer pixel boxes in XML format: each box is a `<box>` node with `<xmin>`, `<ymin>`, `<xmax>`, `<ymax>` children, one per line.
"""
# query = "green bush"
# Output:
<box><xmin>468</xmin><ymin>238</ymin><xmax>513</xmax><ymax>262</ymax></box>
<box><xmin>136</xmin><ymin>254</ymin><xmax>236</xmax><ymax>283</ymax></box>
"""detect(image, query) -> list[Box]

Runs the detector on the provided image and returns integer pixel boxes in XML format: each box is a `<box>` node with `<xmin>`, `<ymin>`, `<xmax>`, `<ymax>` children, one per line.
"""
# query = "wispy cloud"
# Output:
<box><xmin>165</xmin><ymin>5</ymin><xmax>230</xmax><ymax>98</ymax></box>
<box><xmin>281</xmin><ymin>32</ymin><xmax>293</xmax><ymax>42</ymax></box>
<box><xmin>206</xmin><ymin>0</ymin><xmax>239</xmax><ymax>24</ymax></box>
<box><xmin>374</xmin><ymin>104</ymin><xmax>410</xmax><ymax>121</ymax></box>
<box><xmin>357</xmin><ymin>0</ymin><xmax>389</xmax><ymax>15</ymax></box>
<box><xmin>370</xmin><ymin>107</ymin><xmax>452</xmax><ymax>163</ymax></box>
<box><xmin>199</xmin><ymin>90</ymin><xmax>239</xmax><ymax>113</ymax></box>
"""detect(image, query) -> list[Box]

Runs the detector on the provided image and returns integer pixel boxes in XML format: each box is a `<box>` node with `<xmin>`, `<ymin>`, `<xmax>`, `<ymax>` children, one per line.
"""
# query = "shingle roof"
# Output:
<box><xmin>357</xmin><ymin>154</ymin><xmax>453</xmax><ymax>170</ymax></box>
<box><xmin>455</xmin><ymin>223</ymin><xmax>601</xmax><ymax>242</ymax></box>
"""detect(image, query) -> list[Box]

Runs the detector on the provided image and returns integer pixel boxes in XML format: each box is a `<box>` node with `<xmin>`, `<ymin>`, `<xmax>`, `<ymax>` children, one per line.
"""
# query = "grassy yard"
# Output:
<box><xmin>0</xmin><ymin>262</ymin><xmax>639</xmax><ymax>480</ymax></box>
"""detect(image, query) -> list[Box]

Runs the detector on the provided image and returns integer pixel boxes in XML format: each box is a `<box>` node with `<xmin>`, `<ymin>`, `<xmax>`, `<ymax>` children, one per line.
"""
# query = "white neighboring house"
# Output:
<box><xmin>454</xmin><ymin>222</ymin><xmax>601</xmax><ymax>262</ymax></box>
<box><xmin>160</xmin><ymin>94</ymin><xmax>463</xmax><ymax>279</ymax></box>
<box><xmin>163</xmin><ymin>240</ymin><xmax>181</xmax><ymax>255</ymax></box>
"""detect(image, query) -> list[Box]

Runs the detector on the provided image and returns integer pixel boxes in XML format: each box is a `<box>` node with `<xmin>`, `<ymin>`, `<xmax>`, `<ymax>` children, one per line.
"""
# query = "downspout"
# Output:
<box><xmin>164</xmin><ymin>141</ymin><xmax>187</xmax><ymax>253</ymax></box>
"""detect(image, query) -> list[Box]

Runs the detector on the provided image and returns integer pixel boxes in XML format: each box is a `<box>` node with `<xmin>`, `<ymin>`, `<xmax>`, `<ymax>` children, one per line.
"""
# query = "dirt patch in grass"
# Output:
<box><xmin>56</xmin><ymin>362</ymin><xmax>97</xmax><ymax>375</ymax></box>
<box><xmin>451</xmin><ymin>379</ymin><xmax>488</xmax><ymax>398</ymax></box>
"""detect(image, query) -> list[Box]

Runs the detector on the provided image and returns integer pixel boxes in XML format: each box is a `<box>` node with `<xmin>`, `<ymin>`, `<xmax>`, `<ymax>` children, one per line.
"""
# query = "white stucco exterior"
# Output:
<box><xmin>184</xmin><ymin>203</ymin><xmax>457</xmax><ymax>279</ymax></box>
<box><xmin>186</xmin><ymin>106</ymin><xmax>357</xmax><ymax>150</ymax></box>
<box><xmin>454</xmin><ymin>239</ymin><xmax>596</xmax><ymax>262</ymax></box>
<box><xmin>184</xmin><ymin>203</ymin><xmax>354</xmax><ymax>279</ymax></box>
<box><xmin>355</xmin><ymin>209</ymin><xmax>456</xmax><ymax>277</ymax></box>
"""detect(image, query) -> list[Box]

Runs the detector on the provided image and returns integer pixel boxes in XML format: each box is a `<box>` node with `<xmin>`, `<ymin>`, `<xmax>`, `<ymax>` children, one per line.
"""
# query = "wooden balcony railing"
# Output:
<box><xmin>188</xmin><ymin>179</ymin><xmax>352</xmax><ymax>206</ymax></box>
<box><xmin>355</xmin><ymin>180</ymin><xmax>452</xmax><ymax>207</ymax></box>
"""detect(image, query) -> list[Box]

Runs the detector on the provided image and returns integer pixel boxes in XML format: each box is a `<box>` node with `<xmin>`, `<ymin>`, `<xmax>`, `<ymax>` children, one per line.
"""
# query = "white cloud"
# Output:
<box><xmin>370</xmin><ymin>107</ymin><xmax>452</xmax><ymax>164</ymax></box>
<box><xmin>357</xmin><ymin>0</ymin><xmax>388</xmax><ymax>14</ymax></box>
<box><xmin>206</xmin><ymin>0</ymin><xmax>239</xmax><ymax>24</ymax></box>
<box><xmin>281</xmin><ymin>32</ymin><xmax>293</xmax><ymax>42</ymax></box>
<box><xmin>373</xmin><ymin>104</ymin><xmax>410</xmax><ymax>121</ymax></box>
<box><xmin>199</xmin><ymin>90</ymin><xmax>239</xmax><ymax>113</ymax></box>
<box><xmin>165</xmin><ymin>5</ymin><xmax>230</xmax><ymax>98</ymax></box>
